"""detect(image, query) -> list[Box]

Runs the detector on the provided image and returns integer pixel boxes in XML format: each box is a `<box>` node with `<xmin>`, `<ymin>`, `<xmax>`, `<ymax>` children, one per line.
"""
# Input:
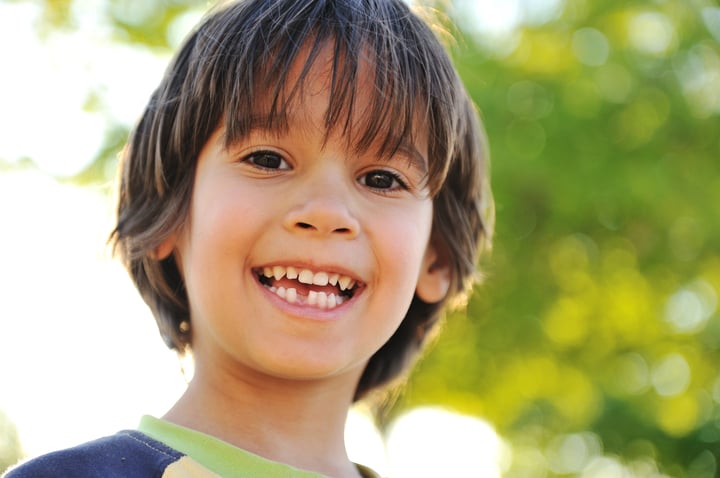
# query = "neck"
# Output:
<box><xmin>163</xmin><ymin>358</ymin><xmax>364</xmax><ymax>478</ymax></box>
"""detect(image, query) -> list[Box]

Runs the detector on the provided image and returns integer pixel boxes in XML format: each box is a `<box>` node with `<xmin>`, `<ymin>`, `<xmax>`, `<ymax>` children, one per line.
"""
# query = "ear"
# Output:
<box><xmin>415</xmin><ymin>239</ymin><xmax>451</xmax><ymax>304</ymax></box>
<box><xmin>153</xmin><ymin>233</ymin><xmax>177</xmax><ymax>261</ymax></box>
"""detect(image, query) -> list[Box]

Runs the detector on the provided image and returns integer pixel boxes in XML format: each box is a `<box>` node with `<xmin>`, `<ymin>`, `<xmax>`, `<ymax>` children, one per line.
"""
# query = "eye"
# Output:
<box><xmin>359</xmin><ymin>170</ymin><xmax>407</xmax><ymax>191</ymax></box>
<box><xmin>243</xmin><ymin>151</ymin><xmax>290</xmax><ymax>170</ymax></box>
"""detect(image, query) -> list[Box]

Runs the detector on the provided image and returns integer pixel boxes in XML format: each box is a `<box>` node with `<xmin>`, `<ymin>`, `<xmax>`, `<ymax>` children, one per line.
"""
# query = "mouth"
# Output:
<box><xmin>254</xmin><ymin>265</ymin><xmax>363</xmax><ymax>310</ymax></box>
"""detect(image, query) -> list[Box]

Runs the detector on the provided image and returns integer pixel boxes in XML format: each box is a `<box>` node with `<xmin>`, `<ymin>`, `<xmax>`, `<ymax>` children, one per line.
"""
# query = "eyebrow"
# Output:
<box><xmin>390</xmin><ymin>141</ymin><xmax>428</xmax><ymax>175</ymax></box>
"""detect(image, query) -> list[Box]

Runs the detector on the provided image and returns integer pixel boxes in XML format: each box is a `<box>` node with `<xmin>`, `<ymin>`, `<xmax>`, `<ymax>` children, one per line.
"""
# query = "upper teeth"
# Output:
<box><xmin>262</xmin><ymin>266</ymin><xmax>356</xmax><ymax>291</ymax></box>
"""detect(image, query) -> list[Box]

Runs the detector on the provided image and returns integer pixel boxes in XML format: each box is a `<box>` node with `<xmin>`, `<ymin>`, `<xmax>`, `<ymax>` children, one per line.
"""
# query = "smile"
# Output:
<box><xmin>255</xmin><ymin>265</ymin><xmax>362</xmax><ymax>310</ymax></box>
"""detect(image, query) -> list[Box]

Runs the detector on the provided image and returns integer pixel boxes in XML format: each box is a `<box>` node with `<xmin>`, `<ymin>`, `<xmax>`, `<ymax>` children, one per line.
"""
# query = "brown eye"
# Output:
<box><xmin>360</xmin><ymin>170</ymin><xmax>404</xmax><ymax>190</ymax></box>
<box><xmin>245</xmin><ymin>151</ymin><xmax>289</xmax><ymax>170</ymax></box>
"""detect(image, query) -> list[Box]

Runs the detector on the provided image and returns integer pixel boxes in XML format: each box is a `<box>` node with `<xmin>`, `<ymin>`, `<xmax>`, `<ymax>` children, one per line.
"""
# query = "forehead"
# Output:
<box><xmin>224</xmin><ymin>37</ymin><xmax>429</xmax><ymax>165</ymax></box>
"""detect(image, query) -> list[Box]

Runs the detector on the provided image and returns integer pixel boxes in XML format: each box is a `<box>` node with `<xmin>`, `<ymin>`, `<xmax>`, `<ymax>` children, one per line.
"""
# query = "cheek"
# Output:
<box><xmin>191</xmin><ymin>182</ymin><xmax>260</xmax><ymax>245</ymax></box>
<box><xmin>180</xmin><ymin>190</ymin><xmax>249</xmax><ymax>292</ymax></box>
<box><xmin>375</xmin><ymin>203</ymin><xmax>434</xmax><ymax>280</ymax></box>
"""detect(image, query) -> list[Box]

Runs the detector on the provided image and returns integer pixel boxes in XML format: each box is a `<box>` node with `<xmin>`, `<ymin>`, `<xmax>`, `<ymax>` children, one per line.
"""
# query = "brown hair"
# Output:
<box><xmin>111</xmin><ymin>0</ymin><xmax>493</xmax><ymax>400</ymax></box>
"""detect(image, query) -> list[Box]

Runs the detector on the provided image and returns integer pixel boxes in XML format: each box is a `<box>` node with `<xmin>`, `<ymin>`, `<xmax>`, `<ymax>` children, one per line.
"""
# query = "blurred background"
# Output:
<box><xmin>1</xmin><ymin>0</ymin><xmax>719</xmax><ymax>476</ymax></box>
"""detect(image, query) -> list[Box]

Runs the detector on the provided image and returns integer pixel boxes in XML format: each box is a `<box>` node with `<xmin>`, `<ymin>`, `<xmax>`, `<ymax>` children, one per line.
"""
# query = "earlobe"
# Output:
<box><xmin>415</xmin><ymin>241</ymin><xmax>451</xmax><ymax>303</ymax></box>
<box><xmin>153</xmin><ymin>234</ymin><xmax>177</xmax><ymax>261</ymax></box>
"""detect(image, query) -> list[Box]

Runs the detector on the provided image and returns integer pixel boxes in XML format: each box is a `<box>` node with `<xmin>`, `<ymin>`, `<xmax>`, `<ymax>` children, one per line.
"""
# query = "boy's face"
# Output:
<box><xmin>158</xmin><ymin>46</ymin><xmax>450</xmax><ymax>386</ymax></box>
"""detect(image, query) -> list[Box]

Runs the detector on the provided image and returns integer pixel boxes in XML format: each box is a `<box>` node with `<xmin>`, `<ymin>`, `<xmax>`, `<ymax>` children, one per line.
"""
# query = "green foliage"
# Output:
<box><xmin>400</xmin><ymin>0</ymin><xmax>720</xmax><ymax>475</ymax></box>
<box><xmin>105</xmin><ymin>0</ymin><xmax>208</xmax><ymax>48</ymax></box>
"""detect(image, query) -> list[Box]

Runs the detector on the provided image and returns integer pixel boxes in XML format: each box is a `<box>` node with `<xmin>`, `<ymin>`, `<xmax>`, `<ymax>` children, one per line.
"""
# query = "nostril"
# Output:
<box><xmin>294</xmin><ymin>222</ymin><xmax>353</xmax><ymax>234</ymax></box>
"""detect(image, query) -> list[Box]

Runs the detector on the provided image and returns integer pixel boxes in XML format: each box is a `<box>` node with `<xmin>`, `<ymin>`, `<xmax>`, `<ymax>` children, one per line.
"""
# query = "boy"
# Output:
<box><xmin>6</xmin><ymin>0</ymin><xmax>492</xmax><ymax>476</ymax></box>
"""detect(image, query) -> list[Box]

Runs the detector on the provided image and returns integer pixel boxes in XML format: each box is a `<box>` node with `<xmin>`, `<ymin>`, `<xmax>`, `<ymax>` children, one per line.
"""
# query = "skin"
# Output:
<box><xmin>158</xmin><ymin>46</ymin><xmax>451</xmax><ymax>478</ymax></box>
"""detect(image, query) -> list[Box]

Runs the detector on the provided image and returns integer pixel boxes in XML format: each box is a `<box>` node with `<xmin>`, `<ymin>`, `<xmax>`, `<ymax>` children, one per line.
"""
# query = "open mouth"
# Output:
<box><xmin>255</xmin><ymin>266</ymin><xmax>362</xmax><ymax>309</ymax></box>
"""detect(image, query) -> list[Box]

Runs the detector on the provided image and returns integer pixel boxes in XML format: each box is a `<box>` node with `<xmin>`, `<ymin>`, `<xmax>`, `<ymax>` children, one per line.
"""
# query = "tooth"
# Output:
<box><xmin>313</xmin><ymin>272</ymin><xmax>329</xmax><ymax>286</ymax></box>
<box><xmin>286</xmin><ymin>266</ymin><xmax>298</xmax><ymax>280</ymax></box>
<box><xmin>277</xmin><ymin>286</ymin><xmax>286</xmax><ymax>299</ymax></box>
<box><xmin>308</xmin><ymin>290</ymin><xmax>318</xmax><ymax>305</ymax></box>
<box><xmin>347</xmin><ymin>279</ymin><xmax>356</xmax><ymax>290</ymax></box>
<box><xmin>338</xmin><ymin>276</ymin><xmax>352</xmax><ymax>291</ymax></box>
<box><xmin>336</xmin><ymin>296</ymin><xmax>344</xmax><ymax>305</ymax></box>
<box><xmin>286</xmin><ymin>288</ymin><xmax>297</xmax><ymax>303</ymax></box>
<box><xmin>263</xmin><ymin>267</ymin><xmax>273</xmax><ymax>278</ymax></box>
<box><xmin>273</xmin><ymin>266</ymin><xmax>286</xmax><ymax>280</ymax></box>
<box><xmin>327</xmin><ymin>294</ymin><xmax>337</xmax><ymax>309</ymax></box>
<box><xmin>317</xmin><ymin>292</ymin><xmax>327</xmax><ymax>308</ymax></box>
<box><xmin>328</xmin><ymin>273</ymin><xmax>339</xmax><ymax>286</ymax></box>
<box><xmin>299</xmin><ymin>269</ymin><xmax>314</xmax><ymax>285</ymax></box>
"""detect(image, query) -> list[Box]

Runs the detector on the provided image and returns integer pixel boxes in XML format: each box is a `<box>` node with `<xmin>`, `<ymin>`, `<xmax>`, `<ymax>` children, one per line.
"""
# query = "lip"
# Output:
<box><xmin>254</xmin><ymin>274</ymin><xmax>364</xmax><ymax>321</ymax></box>
<box><xmin>251</xmin><ymin>262</ymin><xmax>365</xmax><ymax>321</ymax></box>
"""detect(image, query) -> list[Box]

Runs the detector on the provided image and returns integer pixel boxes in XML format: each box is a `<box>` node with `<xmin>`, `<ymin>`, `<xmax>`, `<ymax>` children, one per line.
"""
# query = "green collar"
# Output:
<box><xmin>138</xmin><ymin>415</ymin><xmax>380</xmax><ymax>478</ymax></box>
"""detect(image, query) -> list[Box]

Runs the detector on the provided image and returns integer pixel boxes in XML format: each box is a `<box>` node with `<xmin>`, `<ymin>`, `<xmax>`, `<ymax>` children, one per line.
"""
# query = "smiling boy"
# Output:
<box><xmin>5</xmin><ymin>0</ymin><xmax>492</xmax><ymax>477</ymax></box>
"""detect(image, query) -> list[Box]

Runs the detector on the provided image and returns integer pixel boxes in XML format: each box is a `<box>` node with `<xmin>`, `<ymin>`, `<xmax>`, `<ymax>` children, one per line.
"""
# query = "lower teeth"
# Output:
<box><xmin>268</xmin><ymin>286</ymin><xmax>343</xmax><ymax>309</ymax></box>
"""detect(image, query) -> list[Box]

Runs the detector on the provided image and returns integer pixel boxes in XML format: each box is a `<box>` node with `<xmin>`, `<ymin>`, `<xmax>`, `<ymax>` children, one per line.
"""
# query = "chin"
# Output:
<box><xmin>253</xmin><ymin>350</ymin><xmax>366</xmax><ymax>382</ymax></box>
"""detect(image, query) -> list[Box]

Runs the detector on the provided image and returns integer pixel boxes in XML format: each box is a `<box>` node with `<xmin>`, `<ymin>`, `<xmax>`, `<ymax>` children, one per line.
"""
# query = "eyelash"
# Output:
<box><xmin>241</xmin><ymin>150</ymin><xmax>289</xmax><ymax>170</ymax></box>
<box><xmin>359</xmin><ymin>170</ymin><xmax>409</xmax><ymax>193</ymax></box>
<box><xmin>240</xmin><ymin>150</ymin><xmax>410</xmax><ymax>193</ymax></box>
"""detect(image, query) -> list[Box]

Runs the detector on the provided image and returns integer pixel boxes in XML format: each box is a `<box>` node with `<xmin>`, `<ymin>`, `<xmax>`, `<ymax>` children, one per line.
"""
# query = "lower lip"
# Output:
<box><xmin>254</xmin><ymin>276</ymin><xmax>358</xmax><ymax>322</ymax></box>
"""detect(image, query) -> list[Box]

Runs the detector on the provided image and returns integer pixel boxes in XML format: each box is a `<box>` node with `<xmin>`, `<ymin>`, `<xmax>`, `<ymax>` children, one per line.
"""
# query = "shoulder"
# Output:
<box><xmin>4</xmin><ymin>430</ymin><xmax>184</xmax><ymax>478</ymax></box>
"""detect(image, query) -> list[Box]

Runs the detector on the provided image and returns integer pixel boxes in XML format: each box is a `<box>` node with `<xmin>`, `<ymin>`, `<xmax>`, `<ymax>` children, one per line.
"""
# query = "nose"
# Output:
<box><xmin>283</xmin><ymin>179</ymin><xmax>360</xmax><ymax>239</ymax></box>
